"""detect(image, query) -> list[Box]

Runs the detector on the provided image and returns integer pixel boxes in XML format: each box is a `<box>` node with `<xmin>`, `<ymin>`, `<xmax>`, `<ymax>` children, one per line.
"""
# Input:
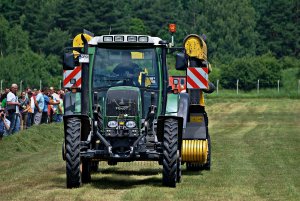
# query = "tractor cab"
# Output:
<box><xmin>92</xmin><ymin>43</ymin><xmax>162</xmax><ymax>119</ymax></box>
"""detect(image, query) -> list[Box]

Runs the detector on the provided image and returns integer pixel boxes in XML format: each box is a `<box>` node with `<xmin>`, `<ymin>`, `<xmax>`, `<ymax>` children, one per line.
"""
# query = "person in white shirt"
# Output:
<box><xmin>27</xmin><ymin>91</ymin><xmax>35</xmax><ymax>128</ymax></box>
<box><xmin>6</xmin><ymin>84</ymin><xmax>20</xmax><ymax>134</ymax></box>
<box><xmin>49</xmin><ymin>87</ymin><xmax>60</xmax><ymax>122</ymax></box>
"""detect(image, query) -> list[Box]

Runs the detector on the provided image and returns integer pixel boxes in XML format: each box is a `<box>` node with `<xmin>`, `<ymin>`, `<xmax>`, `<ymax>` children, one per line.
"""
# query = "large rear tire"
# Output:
<box><xmin>66</xmin><ymin>117</ymin><xmax>82</xmax><ymax>188</ymax></box>
<box><xmin>162</xmin><ymin>118</ymin><xmax>179</xmax><ymax>187</ymax></box>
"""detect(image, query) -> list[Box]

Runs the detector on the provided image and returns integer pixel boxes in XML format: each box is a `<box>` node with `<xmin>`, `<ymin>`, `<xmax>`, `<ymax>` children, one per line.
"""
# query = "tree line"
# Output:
<box><xmin>0</xmin><ymin>0</ymin><xmax>299</xmax><ymax>90</ymax></box>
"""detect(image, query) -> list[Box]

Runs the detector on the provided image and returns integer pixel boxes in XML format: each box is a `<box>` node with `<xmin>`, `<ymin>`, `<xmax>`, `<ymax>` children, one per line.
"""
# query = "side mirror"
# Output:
<box><xmin>175</xmin><ymin>52</ymin><xmax>187</xmax><ymax>70</ymax></box>
<box><xmin>63</xmin><ymin>53</ymin><xmax>76</xmax><ymax>70</ymax></box>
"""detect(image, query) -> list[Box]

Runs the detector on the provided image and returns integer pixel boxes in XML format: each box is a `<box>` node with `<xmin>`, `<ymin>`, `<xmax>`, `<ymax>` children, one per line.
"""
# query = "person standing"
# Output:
<box><xmin>34</xmin><ymin>89</ymin><xmax>44</xmax><ymax>125</ymax></box>
<box><xmin>56</xmin><ymin>93</ymin><xmax>64</xmax><ymax>122</ymax></box>
<box><xmin>0</xmin><ymin>107</ymin><xmax>10</xmax><ymax>140</ymax></box>
<box><xmin>41</xmin><ymin>88</ymin><xmax>50</xmax><ymax>124</ymax></box>
<box><xmin>19</xmin><ymin>91</ymin><xmax>30</xmax><ymax>130</ymax></box>
<box><xmin>30</xmin><ymin>90</ymin><xmax>38</xmax><ymax>126</ymax></box>
<box><xmin>27</xmin><ymin>91</ymin><xmax>34</xmax><ymax>128</ymax></box>
<box><xmin>6</xmin><ymin>84</ymin><xmax>20</xmax><ymax>134</ymax></box>
<box><xmin>49</xmin><ymin>87</ymin><xmax>60</xmax><ymax>122</ymax></box>
<box><xmin>1</xmin><ymin>88</ymin><xmax>10</xmax><ymax>109</ymax></box>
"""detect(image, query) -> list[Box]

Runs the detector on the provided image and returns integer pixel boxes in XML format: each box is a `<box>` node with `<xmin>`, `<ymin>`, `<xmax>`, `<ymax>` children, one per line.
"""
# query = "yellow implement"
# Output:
<box><xmin>183</xmin><ymin>34</ymin><xmax>207</xmax><ymax>61</ymax></box>
<box><xmin>182</xmin><ymin>139</ymin><xmax>208</xmax><ymax>164</ymax></box>
<box><xmin>72</xmin><ymin>33</ymin><xmax>93</xmax><ymax>57</ymax></box>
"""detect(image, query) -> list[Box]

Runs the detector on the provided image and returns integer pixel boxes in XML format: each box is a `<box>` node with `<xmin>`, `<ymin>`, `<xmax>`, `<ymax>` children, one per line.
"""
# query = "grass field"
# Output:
<box><xmin>0</xmin><ymin>99</ymin><xmax>299</xmax><ymax>201</ymax></box>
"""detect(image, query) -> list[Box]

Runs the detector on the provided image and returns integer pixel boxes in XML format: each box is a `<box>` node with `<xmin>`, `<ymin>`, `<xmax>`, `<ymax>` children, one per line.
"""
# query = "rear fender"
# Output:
<box><xmin>177</xmin><ymin>93</ymin><xmax>189</xmax><ymax>128</ymax></box>
<box><xmin>165</xmin><ymin>93</ymin><xmax>189</xmax><ymax>129</ymax></box>
<box><xmin>64</xmin><ymin>91</ymin><xmax>81</xmax><ymax>115</ymax></box>
<box><xmin>165</xmin><ymin>93</ymin><xmax>178</xmax><ymax>115</ymax></box>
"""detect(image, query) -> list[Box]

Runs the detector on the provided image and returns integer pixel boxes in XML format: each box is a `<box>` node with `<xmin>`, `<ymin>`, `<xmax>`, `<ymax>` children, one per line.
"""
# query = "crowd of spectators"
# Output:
<box><xmin>0</xmin><ymin>83</ymin><xmax>64</xmax><ymax>140</ymax></box>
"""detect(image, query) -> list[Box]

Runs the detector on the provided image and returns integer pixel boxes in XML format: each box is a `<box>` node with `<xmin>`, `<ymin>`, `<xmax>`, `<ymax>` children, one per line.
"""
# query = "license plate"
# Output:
<box><xmin>79</xmin><ymin>54</ymin><xmax>89</xmax><ymax>63</ymax></box>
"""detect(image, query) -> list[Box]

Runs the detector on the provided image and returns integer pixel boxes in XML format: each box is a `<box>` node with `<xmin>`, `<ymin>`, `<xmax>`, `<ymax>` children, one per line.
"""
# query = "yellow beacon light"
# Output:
<box><xmin>72</xmin><ymin>33</ymin><xmax>93</xmax><ymax>57</ymax></box>
<box><xmin>183</xmin><ymin>34</ymin><xmax>207</xmax><ymax>61</ymax></box>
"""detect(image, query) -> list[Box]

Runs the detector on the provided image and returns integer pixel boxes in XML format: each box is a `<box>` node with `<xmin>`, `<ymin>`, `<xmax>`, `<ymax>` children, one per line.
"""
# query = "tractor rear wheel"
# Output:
<box><xmin>66</xmin><ymin>117</ymin><xmax>82</xmax><ymax>188</ymax></box>
<box><xmin>162</xmin><ymin>118</ymin><xmax>179</xmax><ymax>187</ymax></box>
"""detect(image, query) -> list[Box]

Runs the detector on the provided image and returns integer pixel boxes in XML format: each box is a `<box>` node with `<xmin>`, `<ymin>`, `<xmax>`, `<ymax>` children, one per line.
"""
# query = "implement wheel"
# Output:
<box><xmin>65</xmin><ymin>117</ymin><xmax>82</xmax><ymax>188</ymax></box>
<box><xmin>162</xmin><ymin>118</ymin><xmax>179</xmax><ymax>187</ymax></box>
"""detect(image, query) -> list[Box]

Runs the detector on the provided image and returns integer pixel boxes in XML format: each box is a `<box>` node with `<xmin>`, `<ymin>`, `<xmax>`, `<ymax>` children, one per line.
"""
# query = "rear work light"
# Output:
<box><xmin>127</xmin><ymin>36</ymin><xmax>137</xmax><ymax>42</ymax></box>
<box><xmin>114</xmin><ymin>36</ymin><xmax>124</xmax><ymax>42</ymax></box>
<box><xmin>138</xmin><ymin>36</ymin><xmax>148</xmax><ymax>42</ymax></box>
<box><xmin>103</xmin><ymin>36</ymin><xmax>113</xmax><ymax>42</ymax></box>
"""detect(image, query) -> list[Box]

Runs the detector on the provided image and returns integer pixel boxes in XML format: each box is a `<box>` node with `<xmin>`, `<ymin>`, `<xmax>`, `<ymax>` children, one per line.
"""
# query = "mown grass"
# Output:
<box><xmin>208</xmin><ymin>89</ymin><xmax>300</xmax><ymax>99</ymax></box>
<box><xmin>0</xmin><ymin>99</ymin><xmax>299</xmax><ymax>201</ymax></box>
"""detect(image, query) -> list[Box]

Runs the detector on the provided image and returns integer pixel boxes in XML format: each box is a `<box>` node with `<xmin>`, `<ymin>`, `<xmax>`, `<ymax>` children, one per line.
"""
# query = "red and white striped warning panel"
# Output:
<box><xmin>63</xmin><ymin>66</ymin><xmax>82</xmax><ymax>88</ymax></box>
<box><xmin>187</xmin><ymin>67</ymin><xmax>208</xmax><ymax>89</ymax></box>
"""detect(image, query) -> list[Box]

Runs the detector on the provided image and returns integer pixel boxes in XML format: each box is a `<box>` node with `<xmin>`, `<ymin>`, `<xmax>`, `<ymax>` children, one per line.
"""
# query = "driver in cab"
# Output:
<box><xmin>113</xmin><ymin>51</ymin><xmax>142</xmax><ymax>85</ymax></box>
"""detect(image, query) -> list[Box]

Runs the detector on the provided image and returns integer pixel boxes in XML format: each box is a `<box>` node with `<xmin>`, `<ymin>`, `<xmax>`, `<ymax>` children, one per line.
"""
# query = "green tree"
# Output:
<box><xmin>134</xmin><ymin>0</ymin><xmax>186</xmax><ymax>42</ymax></box>
<box><xmin>221</xmin><ymin>53</ymin><xmax>282</xmax><ymax>90</ymax></box>
<box><xmin>0</xmin><ymin>0</ymin><xmax>27</xmax><ymax>25</ymax></box>
<box><xmin>6</xmin><ymin>24</ymin><xmax>29</xmax><ymax>54</ymax></box>
<box><xmin>23</xmin><ymin>0</ymin><xmax>63</xmax><ymax>53</ymax></box>
<box><xmin>41</xmin><ymin>28</ymin><xmax>70</xmax><ymax>56</ymax></box>
<box><xmin>253</xmin><ymin>0</ymin><xmax>299</xmax><ymax>57</ymax></box>
<box><xmin>0</xmin><ymin>51</ymin><xmax>61</xmax><ymax>88</ymax></box>
<box><xmin>128</xmin><ymin>18</ymin><xmax>149</xmax><ymax>34</ymax></box>
<box><xmin>0</xmin><ymin>15</ymin><xmax>9</xmax><ymax>56</ymax></box>
<box><xmin>194</xmin><ymin>0</ymin><xmax>257</xmax><ymax>62</ymax></box>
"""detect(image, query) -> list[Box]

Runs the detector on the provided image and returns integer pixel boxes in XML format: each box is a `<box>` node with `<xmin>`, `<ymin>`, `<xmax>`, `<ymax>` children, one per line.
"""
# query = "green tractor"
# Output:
<box><xmin>62</xmin><ymin>33</ymin><xmax>211</xmax><ymax>188</ymax></box>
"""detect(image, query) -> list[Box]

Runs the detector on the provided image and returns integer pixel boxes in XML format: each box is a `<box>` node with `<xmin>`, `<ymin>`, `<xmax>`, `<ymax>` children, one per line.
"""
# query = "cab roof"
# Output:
<box><xmin>89</xmin><ymin>35</ymin><xmax>164</xmax><ymax>46</ymax></box>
